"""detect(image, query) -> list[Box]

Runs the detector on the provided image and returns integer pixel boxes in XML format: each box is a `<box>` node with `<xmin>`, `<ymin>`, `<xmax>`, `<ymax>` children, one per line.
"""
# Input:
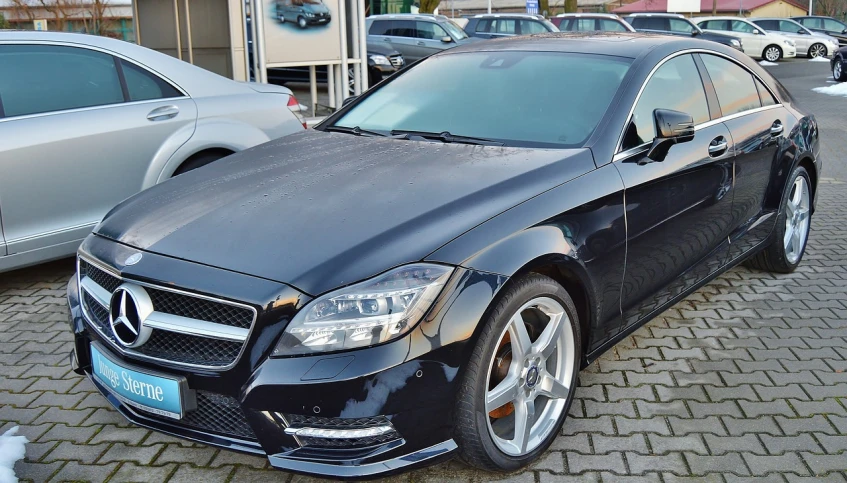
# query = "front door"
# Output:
<box><xmin>615</xmin><ymin>54</ymin><xmax>736</xmax><ymax>330</ymax></box>
<box><xmin>0</xmin><ymin>43</ymin><xmax>196</xmax><ymax>257</ymax></box>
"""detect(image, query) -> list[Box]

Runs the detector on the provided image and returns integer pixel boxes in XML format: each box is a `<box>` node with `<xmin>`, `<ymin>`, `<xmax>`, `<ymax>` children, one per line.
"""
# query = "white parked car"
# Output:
<box><xmin>696</xmin><ymin>16</ymin><xmax>797</xmax><ymax>61</ymax></box>
<box><xmin>0</xmin><ymin>32</ymin><xmax>306</xmax><ymax>273</ymax></box>
<box><xmin>751</xmin><ymin>17</ymin><xmax>840</xmax><ymax>58</ymax></box>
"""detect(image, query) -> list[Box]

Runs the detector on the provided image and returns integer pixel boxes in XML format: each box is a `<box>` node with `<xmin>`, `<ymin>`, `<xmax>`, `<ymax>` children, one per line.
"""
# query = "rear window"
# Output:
<box><xmin>332</xmin><ymin>51</ymin><xmax>631</xmax><ymax>148</ymax></box>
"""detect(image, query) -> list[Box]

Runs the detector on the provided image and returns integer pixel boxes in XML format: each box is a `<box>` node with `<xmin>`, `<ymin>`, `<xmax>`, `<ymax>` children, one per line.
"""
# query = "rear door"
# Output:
<box><xmin>0</xmin><ymin>43</ymin><xmax>196</xmax><ymax>257</ymax></box>
<box><xmin>415</xmin><ymin>20</ymin><xmax>455</xmax><ymax>56</ymax></box>
<box><xmin>615</xmin><ymin>53</ymin><xmax>735</xmax><ymax>330</ymax></box>
<box><xmin>698</xmin><ymin>53</ymin><xmax>789</xmax><ymax>263</ymax></box>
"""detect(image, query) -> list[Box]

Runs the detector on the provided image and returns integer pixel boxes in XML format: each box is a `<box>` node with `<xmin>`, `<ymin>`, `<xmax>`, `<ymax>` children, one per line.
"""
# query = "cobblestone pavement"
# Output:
<box><xmin>2</xmin><ymin>62</ymin><xmax>847</xmax><ymax>483</ymax></box>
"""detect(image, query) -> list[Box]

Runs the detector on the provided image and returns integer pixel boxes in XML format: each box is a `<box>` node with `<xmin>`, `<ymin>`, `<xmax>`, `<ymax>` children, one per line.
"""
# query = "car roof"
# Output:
<box><xmin>623</xmin><ymin>13</ymin><xmax>685</xmax><ymax>18</ymax></box>
<box><xmin>441</xmin><ymin>31</ymin><xmax>718</xmax><ymax>59</ymax></box>
<box><xmin>555</xmin><ymin>13</ymin><xmax>621</xmax><ymax>18</ymax></box>
<box><xmin>0</xmin><ymin>31</ymin><xmax>254</xmax><ymax>98</ymax></box>
<box><xmin>696</xmin><ymin>16</ymin><xmax>754</xmax><ymax>22</ymax></box>
<box><xmin>368</xmin><ymin>13</ymin><xmax>451</xmax><ymax>22</ymax></box>
<box><xmin>472</xmin><ymin>13</ymin><xmax>546</xmax><ymax>19</ymax></box>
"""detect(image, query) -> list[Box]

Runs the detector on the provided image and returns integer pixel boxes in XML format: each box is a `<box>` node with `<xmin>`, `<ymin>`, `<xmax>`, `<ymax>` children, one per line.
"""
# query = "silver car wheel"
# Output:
<box><xmin>835</xmin><ymin>62</ymin><xmax>843</xmax><ymax>80</ymax></box>
<box><xmin>484</xmin><ymin>297</ymin><xmax>574</xmax><ymax>457</ymax></box>
<box><xmin>783</xmin><ymin>176</ymin><xmax>811</xmax><ymax>265</ymax></box>
<box><xmin>809</xmin><ymin>43</ymin><xmax>826</xmax><ymax>58</ymax></box>
<box><xmin>765</xmin><ymin>46</ymin><xmax>781</xmax><ymax>62</ymax></box>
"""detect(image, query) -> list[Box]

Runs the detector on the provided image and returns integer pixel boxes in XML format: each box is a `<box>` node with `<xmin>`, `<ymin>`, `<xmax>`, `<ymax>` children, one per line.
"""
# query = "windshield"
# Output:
<box><xmin>330</xmin><ymin>51</ymin><xmax>631</xmax><ymax>148</ymax></box>
<box><xmin>443</xmin><ymin>20</ymin><xmax>469</xmax><ymax>40</ymax></box>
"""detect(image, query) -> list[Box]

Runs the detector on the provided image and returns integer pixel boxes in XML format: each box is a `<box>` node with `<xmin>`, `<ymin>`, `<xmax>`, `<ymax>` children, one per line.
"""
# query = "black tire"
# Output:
<box><xmin>763</xmin><ymin>45</ymin><xmax>783</xmax><ymax>62</ymax></box>
<box><xmin>297</xmin><ymin>16</ymin><xmax>307</xmax><ymax>29</ymax></box>
<box><xmin>808</xmin><ymin>42</ymin><xmax>827</xmax><ymax>58</ymax></box>
<box><xmin>173</xmin><ymin>151</ymin><xmax>230</xmax><ymax>176</ymax></box>
<box><xmin>745</xmin><ymin>165</ymin><xmax>812</xmax><ymax>273</ymax></box>
<box><xmin>278</xmin><ymin>13</ymin><xmax>286</xmax><ymax>23</ymax></box>
<box><xmin>454</xmin><ymin>273</ymin><xmax>581</xmax><ymax>472</ymax></box>
<box><xmin>834</xmin><ymin>57</ymin><xmax>847</xmax><ymax>82</ymax></box>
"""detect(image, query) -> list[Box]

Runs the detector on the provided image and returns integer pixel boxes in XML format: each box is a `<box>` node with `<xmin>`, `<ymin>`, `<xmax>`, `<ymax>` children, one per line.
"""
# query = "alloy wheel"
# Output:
<box><xmin>783</xmin><ymin>175</ymin><xmax>811</xmax><ymax>264</ymax></box>
<box><xmin>484</xmin><ymin>297</ymin><xmax>574</xmax><ymax>456</ymax></box>
<box><xmin>835</xmin><ymin>62</ymin><xmax>843</xmax><ymax>80</ymax></box>
<box><xmin>765</xmin><ymin>46</ymin><xmax>781</xmax><ymax>62</ymax></box>
<box><xmin>809</xmin><ymin>43</ymin><xmax>826</xmax><ymax>58</ymax></box>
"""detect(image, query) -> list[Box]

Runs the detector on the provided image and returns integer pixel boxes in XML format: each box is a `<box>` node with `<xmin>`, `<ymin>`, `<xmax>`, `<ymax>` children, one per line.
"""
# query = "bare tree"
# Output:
<box><xmin>5</xmin><ymin>0</ymin><xmax>115</xmax><ymax>35</ymax></box>
<box><xmin>419</xmin><ymin>0</ymin><xmax>441</xmax><ymax>13</ymax></box>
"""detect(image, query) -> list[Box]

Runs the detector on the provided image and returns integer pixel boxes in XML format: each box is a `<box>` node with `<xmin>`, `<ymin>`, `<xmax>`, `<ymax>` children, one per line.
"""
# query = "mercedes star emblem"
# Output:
<box><xmin>109</xmin><ymin>284</ymin><xmax>154</xmax><ymax>348</ymax></box>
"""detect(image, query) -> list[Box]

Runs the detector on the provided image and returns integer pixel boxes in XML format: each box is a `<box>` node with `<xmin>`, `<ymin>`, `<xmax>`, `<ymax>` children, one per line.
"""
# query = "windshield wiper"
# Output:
<box><xmin>324</xmin><ymin>125</ymin><xmax>388</xmax><ymax>137</ymax></box>
<box><xmin>390</xmin><ymin>130</ymin><xmax>505</xmax><ymax>146</ymax></box>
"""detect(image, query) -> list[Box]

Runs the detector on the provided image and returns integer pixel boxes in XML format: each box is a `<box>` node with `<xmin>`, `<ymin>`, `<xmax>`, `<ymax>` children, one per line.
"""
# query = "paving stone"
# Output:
<box><xmin>89</xmin><ymin>425</ymin><xmax>149</xmax><ymax>445</ymax></box>
<box><xmin>760</xmin><ymin>434</ymin><xmax>823</xmax><ymax>454</ymax></box>
<box><xmin>703</xmin><ymin>434</ymin><xmax>766</xmax><ymax>455</ymax></box>
<box><xmin>591</xmin><ymin>434</ymin><xmax>648</xmax><ymax>455</ymax></box>
<box><xmin>567</xmin><ymin>452</ymin><xmax>626</xmax><ymax>473</ymax></box>
<box><xmin>42</xmin><ymin>441</ymin><xmax>110</xmax><ymax>464</ymax></box>
<box><xmin>98</xmin><ymin>443</ymin><xmax>165</xmax><ymax>465</ymax></box>
<box><xmin>743</xmin><ymin>453</ymin><xmax>809</xmax><ymax>476</ymax></box>
<box><xmin>801</xmin><ymin>452</ymin><xmax>847</xmax><ymax>475</ymax></box>
<box><xmin>229</xmin><ymin>466</ymin><xmax>290</xmax><ymax>483</ymax></box>
<box><xmin>647</xmin><ymin>434</ymin><xmax>708</xmax><ymax>455</ymax></box>
<box><xmin>685</xmin><ymin>453</ymin><xmax>751</xmax><ymax>476</ymax></box>
<box><xmin>167</xmin><ymin>465</ymin><xmax>234</xmax><ymax>483</ymax></box>
<box><xmin>776</xmin><ymin>415</ymin><xmax>839</xmax><ymax>435</ymax></box>
<box><xmin>154</xmin><ymin>445</ymin><xmax>217</xmax><ymax>466</ymax></box>
<box><xmin>625</xmin><ymin>452</ymin><xmax>687</xmax><ymax>474</ymax></box>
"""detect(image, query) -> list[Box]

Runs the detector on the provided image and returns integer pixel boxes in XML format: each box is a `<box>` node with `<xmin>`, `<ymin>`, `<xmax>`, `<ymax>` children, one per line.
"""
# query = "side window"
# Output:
<box><xmin>475</xmin><ymin>19</ymin><xmax>491</xmax><ymax>32</ymax></box>
<box><xmin>823</xmin><ymin>18</ymin><xmax>846</xmax><ymax>31</ymax></box>
<box><xmin>387</xmin><ymin>20</ymin><xmax>415</xmax><ymax>37</ymax></box>
<box><xmin>622</xmin><ymin>55</ymin><xmax>709</xmax><ymax>151</ymax></box>
<box><xmin>802</xmin><ymin>18</ymin><xmax>822</xmax><ymax>29</ymax></box>
<box><xmin>0</xmin><ymin>44</ymin><xmax>124</xmax><ymax>118</ymax></box>
<box><xmin>700</xmin><ymin>54</ymin><xmax>762</xmax><ymax>116</ymax></box>
<box><xmin>731</xmin><ymin>20</ymin><xmax>756</xmax><ymax>33</ymax></box>
<box><xmin>369</xmin><ymin>20</ymin><xmax>390</xmax><ymax>35</ymax></box>
<box><xmin>576</xmin><ymin>18</ymin><xmax>597</xmax><ymax>31</ymax></box>
<box><xmin>755</xmin><ymin>78</ymin><xmax>777</xmax><ymax>107</ymax></box>
<box><xmin>756</xmin><ymin>19</ymin><xmax>778</xmax><ymax>30</ymax></box>
<box><xmin>521</xmin><ymin>20</ymin><xmax>548</xmax><ymax>35</ymax></box>
<box><xmin>416</xmin><ymin>21</ymin><xmax>447</xmax><ymax>39</ymax></box>
<box><xmin>779</xmin><ymin>20</ymin><xmax>800</xmax><ymax>32</ymax></box>
<box><xmin>560</xmin><ymin>19</ymin><xmax>574</xmax><ymax>31</ymax></box>
<box><xmin>120</xmin><ymin>60</ymin><xmax>182</xmax><ymax>101</ymax></box>
<box><xmin>702</xmin><ymin>20</ymin><xmax>728</xmax><ymax>31</ymax></box>
<box><xmin>600</xmin><ymin>19</ymin><xmax>627</xmax><ymax>32</ymax></box>
<box><xmin>627</xmin><ymin>17</ymin><xmax>644</xmax><ymax>28</ymax></box>
<box><xmin>668</xmin><ymin>18</ymin><xmax>694</xmax><ymax>33</ymax></box>
<box><xmin>492</xmin><ymin>19</ymin><xmax>517</xmax><ymax>35</ymax></box>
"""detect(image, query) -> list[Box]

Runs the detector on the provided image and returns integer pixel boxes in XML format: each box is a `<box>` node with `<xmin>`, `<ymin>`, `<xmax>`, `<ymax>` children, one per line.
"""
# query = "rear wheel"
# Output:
<box><xmin>808</xmin><ymin>42</ymin><xmax>827</xmax><ymax>58</ymax></box>
<box><xmin>834</xmin><ymin>58</ymin><xmax>847</xmax><ymax>82</ymax></box>
<box><xmin>763</xmin><ymin>45</ymin><xmax>782</xmax><ymax>62</ymax></box>
<box><xmin>745</xmin><ymin>166</ymin><xmax>812</xmax><ymax>273</ymax></box>
<box><xmin>455</xmin><ymin>274</ymin><xmax>580</xmax><ymax>471</ymax></box>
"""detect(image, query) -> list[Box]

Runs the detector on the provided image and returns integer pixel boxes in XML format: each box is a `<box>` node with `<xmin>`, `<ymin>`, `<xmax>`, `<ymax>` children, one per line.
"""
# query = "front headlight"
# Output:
<box><xmin>730</xmin><ymin>39</ymin><xmax>741</xmax><ymax>48</ymax></box>
<box><xmin>370</xmin><ymin>54</ymin><xmax>391</xmax><ymax>65</ymax></box>
<box><xmin>305</xmin><ymin>12</ymin><xmax>315</xmax><ymax>16</ymax></box>
<box><xmin>272</xmin><ymin>264</ymin><xmax>454</xmax><ymax>356</ymax></box>
<box><xmin>784</xmin><ymin>39</ymin><xmax>795</xmax><ymax>47</ymax></box>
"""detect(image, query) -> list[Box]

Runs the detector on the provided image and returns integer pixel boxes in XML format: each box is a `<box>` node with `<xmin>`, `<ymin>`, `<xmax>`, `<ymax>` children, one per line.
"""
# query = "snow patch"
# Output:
<box><xmin>812</xmin><ymin>82</ymin><xmax>847</xmax><ymax>97</ymax></box>
<box><xmin>0</xmin><ymin>427</ymin><xmax>27</xmax><ymax>483</ymax></box>
<box><xmin>759</xmin><ymin>60</ymin><xmax>779</xmax><ymax>66</ymax></box>
<box><xmin>809</xmin><ymin>56</ymin><xmax>831</xmax><ymax>62</ymax></box>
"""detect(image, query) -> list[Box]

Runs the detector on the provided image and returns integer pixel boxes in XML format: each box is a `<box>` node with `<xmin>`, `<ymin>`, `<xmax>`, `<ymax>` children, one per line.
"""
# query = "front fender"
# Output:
<box><xmin>150</xmin><ymin>119</ymin><xmax>274</xmax><ymax>184</ymax></box>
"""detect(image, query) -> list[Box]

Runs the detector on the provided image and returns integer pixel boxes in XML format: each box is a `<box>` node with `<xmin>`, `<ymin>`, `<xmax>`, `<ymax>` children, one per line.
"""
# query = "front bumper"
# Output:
<box><xmin>784</xmin><ymin>45</ymin><xmax>797</xmax><ymax>58</ymax></box>
<box><xmin>305</xmin><ymin>15</ymin><xmax>331</xmax><ymax>25</ymax></box>
<box><xmin>67</xmin><ymin>235</ymin><xmax>505</xmax><ymax>478</ymax></box>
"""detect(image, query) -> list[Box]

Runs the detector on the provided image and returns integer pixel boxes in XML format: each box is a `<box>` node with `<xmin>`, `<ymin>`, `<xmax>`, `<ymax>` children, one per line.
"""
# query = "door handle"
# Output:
<box><xmin>416</xmin><ymin>41</ymin><xmax>425</xmax><ymax>46</ymax></box>
<box><xmin>708</xmin><ymin>137</ymin><xmax>728</xmax><ymax>157</ymax></box>
<box><xmin>383</xmin><ymin>37</ymin><xmax>390</xmax><ymax>42</ymax></box>
<box><xmin>770</xmin><ymin>121</ymin><xmax>784</xmax><ymax>136</ymax></box>
<box><xmin>147</xmin><ymin>105</ymin><xmax>179</xmax><ymax>121</ymax></box>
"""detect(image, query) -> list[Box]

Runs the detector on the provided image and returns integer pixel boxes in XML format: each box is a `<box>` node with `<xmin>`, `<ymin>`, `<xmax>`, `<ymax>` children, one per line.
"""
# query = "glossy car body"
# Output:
<box><xmin>623</xmin><ymin>13</ymin><xmax>743</xmax><ymax>51</ymax></box>
<box><xmin>275</xmin><ymin>0</ymin><xmax>332</xmax><ymax>27</ymax></box>
<box><xmin>551</xmin><ymin>13</ymin><xmax>635</xmax><ymax>32</ymax></box>
<box><xmin>751</xmin><ymin>17</ymin><xmax>839</xmax><ymax>57</ymax></box>
<box><xmin>366</xmin><ymin>14</ymin><xmax>478</xmax><ymax>63</ymax></box>
<box><xmin>696</xmin><ymin>16</ymin><xmax>797</xmax><ymax>60</ymax></box>
<box><xmin>67</xmin><ymin>33</ymin><xmax>820</xmax><ymax>479</ymax></box>
<box><xmin>832</xmin><ymin>45</ymin><xmax>847</xmax><ymax>81</ymax></box>
<box><xmin>463</xmin><ymin>14</ymin><xmax>558</xmax><ymax>39</ymax></box>
<box><xmin>0</xmin><ymin>32</ymin><xmax>304</xmax><ymax>274</ymax></box>
<box><xmin>791</xmin><ymin>16</ymin><xmax>847</xmax><ymax>46</ymax></box>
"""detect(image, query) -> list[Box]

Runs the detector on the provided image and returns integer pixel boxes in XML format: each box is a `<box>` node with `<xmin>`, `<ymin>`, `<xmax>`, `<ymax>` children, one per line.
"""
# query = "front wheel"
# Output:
<box><xmin>763</xmin><ymin>45</ymin><xmax>783</xmax><ymax>62</ymax></box>
<box><xmin>745</xmin><ymin>166</ymin><xmax>812</xmax><ymax>273</ymax></box>
<box><xmin>454</xmin><ymin>274</ymin><xmax>580</xmax><ymax>471</ymax></box>
<box><xmin>808</xmin><ymin>42</ymin><xmax>827</xmax><ymax>58</ymax></box>
<box><xmin>297</xmin><ymin>16</ymin><xmax>307</xmax><ymax>28</ymax></box>
<box><xmin>277</xmin><ymin>12</ymin><xmax>286</xmax><ymax>23</ymax></box>
<box><xmin>834</xmin><ymin>59</ymin><xmax>847</xmax><ymax>82</ymax></box>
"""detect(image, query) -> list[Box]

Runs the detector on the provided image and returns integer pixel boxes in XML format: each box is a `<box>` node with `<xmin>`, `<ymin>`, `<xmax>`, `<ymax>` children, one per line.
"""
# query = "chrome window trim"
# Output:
<box><xmin>613</xmin><ymin>48</ymin><xmax>783</xmax><ymax>158</ymax></box>
<box><xmin>0</xmin><ymin>40</ymin><xmax>189</xmax><ymax>121</ymax></box>
<box><xmin>77</xmin><ymin>254</ymin><xmax>258</xmax><ymax>371</ymax></box>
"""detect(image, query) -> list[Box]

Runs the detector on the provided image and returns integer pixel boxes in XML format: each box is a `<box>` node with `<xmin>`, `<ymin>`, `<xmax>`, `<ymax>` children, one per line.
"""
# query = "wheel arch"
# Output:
<box><xmin>173</xmin><ymin>147</ymin><xmax>236</xmax><ymax>176</ymax></box>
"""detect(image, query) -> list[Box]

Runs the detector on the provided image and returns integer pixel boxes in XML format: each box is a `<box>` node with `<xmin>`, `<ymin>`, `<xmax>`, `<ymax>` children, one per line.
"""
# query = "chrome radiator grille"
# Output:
<box><xmin>78</xmin><ymin>257</ymin><xmax>256</xmax><ymax>370</ymax></box>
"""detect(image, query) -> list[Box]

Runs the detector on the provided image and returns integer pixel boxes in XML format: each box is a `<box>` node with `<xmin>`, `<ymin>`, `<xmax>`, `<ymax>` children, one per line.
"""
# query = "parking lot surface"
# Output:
<box><xmin>2</xmin><ymin>59</ymin><xmax>846</xmax><ymax>482</ymax></box>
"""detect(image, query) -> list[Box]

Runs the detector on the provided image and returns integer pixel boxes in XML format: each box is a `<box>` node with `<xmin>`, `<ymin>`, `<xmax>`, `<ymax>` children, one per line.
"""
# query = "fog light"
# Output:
<box><xmin>284</xmin><ymin>425</ymin><xmax>394</xmax><ymax>439</ymax></box>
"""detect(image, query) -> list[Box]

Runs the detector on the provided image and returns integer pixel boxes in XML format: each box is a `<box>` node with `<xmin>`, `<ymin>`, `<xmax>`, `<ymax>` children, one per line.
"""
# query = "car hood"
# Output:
<box><xmin>699</xmin><ymin>31</ymin><xmax>739</xmax><ymax>41</ymax></box>
<box><xmin>95</xmin><ymin>130</ymin><xmax>596</xmax><ymax>295</ymax></box>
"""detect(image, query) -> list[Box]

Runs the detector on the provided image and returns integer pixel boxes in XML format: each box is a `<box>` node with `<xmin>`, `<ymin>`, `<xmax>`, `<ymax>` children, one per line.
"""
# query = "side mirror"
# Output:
<box><xmin>342</xmin><ymin>95</ymin><xmax>358</xmax><ymax>107</ymax></box>
<box><xmin>645</xmin><ymin>109</ymin><xmax>695</xmax><ymax>162</ymax></box>
<box><xmin>691</xmin><ymin>30</ymin><xmax>699</xmax><ymax>37</ymax></box>
<box><xmin>798</xmin><ymin>28</ymin><xmax>808</xmax><ymax>34</ymax></box>
<box><xmin>441</xmin><ymin>36</ymin><xmax>453</xmax><ymax>43</ymax></box>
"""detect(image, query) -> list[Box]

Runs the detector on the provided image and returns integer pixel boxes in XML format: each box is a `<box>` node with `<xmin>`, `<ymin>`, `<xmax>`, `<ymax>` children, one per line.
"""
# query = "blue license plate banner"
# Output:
<box><xmin>90</xmin><ymin>345</ymin><xmax>183</xmax><ymax>419</ymax></box>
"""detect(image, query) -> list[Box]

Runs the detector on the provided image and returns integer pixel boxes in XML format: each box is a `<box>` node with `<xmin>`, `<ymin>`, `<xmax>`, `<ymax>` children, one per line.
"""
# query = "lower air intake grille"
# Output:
<box><xmin>136</xmin><ymin>390</ymin><xmax>256</xmax><ymax>441</ymax></box>
<box><xmin>138</xmin><ymin>331</ymin><xmax>242</xmax><ymax>367</ymax></box>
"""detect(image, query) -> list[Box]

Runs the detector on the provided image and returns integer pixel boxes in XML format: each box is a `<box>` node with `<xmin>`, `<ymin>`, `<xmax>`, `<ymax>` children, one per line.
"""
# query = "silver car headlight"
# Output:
<box><xmin>731</xmin><ymin>39</ymin><xmax>742</xmax><ymax>48</ymax></box>
<box><xmin>272</xmin><ymin>264</ymin><xmax>454</xmax><ymax>356</ymax></box>
<box><xmin>370</xmin><ymin>54</ymin><xmax>391</xmax><ymax>66</ymax></box>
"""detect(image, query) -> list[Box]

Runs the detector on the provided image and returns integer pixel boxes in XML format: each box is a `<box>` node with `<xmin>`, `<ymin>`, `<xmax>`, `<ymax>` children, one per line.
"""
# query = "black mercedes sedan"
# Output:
<box><xmin>66</xmin><ymin>32</ymin><xmax>820</xmax><ymax>478</ymax></box>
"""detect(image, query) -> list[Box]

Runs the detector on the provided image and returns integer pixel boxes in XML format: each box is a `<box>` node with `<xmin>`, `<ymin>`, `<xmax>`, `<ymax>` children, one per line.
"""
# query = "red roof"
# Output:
<box><xmin>613</xmin><ymin>0</ymin><xmax>806</xmax><ymax>14</ymax></box>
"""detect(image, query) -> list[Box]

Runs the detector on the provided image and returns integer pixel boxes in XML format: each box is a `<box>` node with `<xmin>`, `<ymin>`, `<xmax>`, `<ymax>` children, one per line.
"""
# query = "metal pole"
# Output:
<box><xmin>132</xmin><ymin>0</ymin><xmax>141</xmax><ymax>44</ymax></box>
<box><xmin>488</xmin><ymin>0</ymin><xmax>492</xmax><ymax>14</ymax></box>
<box><xmin>309</xmin><ymin>65</ymin><xmax>318</xmax><ymax>117</ymax></box>
<box><xmin>328</xmin><ymin>64</ymin><xmax>336</xmax><ymax>109</ymax></box>
<box><xmin>241</xmin><ymin>0</ymin><xmax>252</xmax><ymax>81</ymax></box>
<box><xmin>338</xmin><ymin>0</ymin><xmax>350</xmax><ymax>101</ymax></box>
<box><xmin>349</xmin><ymin>0</ymin><xmax>362</xmax><ymax>96</ymax></box>
<box><xmin>184</xmin><ymin>0</ymin><xmax>194</xmax><ymax>64</ymax></box>
<box><xmin>254</xmin><ymin>0</ymin><xmax>269</xmax><ymax>83</ymax></box>
<box><xmin>808</xmin><ymin>0</ymin><xmax>813</xmax><ymax>15</ymax></box>
<box><xmin>358</xmin><ymin>0</ymin><xmax>368</xmax><ymax>91</ymax></box>
<box><xmin>173</xmin><ymin>0</ymin><xmax>183</xmax><ymax>60</ymax></box>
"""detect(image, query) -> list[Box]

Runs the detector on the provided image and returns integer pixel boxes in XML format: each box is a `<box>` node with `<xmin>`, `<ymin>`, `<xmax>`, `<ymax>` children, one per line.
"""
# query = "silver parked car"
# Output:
<box><xmin>751</xmin><ymin>17</ymin><xmax>840</xmax><ymax>58</ymax></box>
<box><xmin>0</xmin><ymin>32</ymin><xmax>305</xmax><ymax>273</ymax></box>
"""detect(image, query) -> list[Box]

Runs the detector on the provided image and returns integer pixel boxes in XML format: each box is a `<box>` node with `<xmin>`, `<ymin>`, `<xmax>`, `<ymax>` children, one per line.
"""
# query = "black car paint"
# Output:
<box><xmin>463</xmin><ymin>15</ymin><xmax>557</xmax><ymax>39</ymax></box>
<box><xmin>791</xmin><ymin>16</ymin><xmax>847</xmax><ymax>45</ymax></box>
<box><xmin>68</xmin><ymin>33</ymin><xmax>820</xmax><ymax>478</ymax></box>
<box><xmin>623</xmin><ymin>15</ymin><xmax>743</xmax><ymax>50</ymax></box>
<box><xmin>832</xmin><ymin>45</ymin><xmax>847</xmax><ymax>79</ymax></box>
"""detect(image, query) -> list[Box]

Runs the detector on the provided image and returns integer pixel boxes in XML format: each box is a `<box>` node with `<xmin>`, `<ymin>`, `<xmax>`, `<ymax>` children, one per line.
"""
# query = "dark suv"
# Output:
<box><xmin>791</xmin><ymin>16</ymin><xmax>847</xmax><ymax>45</ymax></box>
<box><xmin>463</xmin><ymin>14</ymin><xmax>557</xmax><ymax>39</ymax></box>
<box><xmin>623</xmin><ymin>13</ymin><xmax>743</xmax><ymax>51</ymax></box>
